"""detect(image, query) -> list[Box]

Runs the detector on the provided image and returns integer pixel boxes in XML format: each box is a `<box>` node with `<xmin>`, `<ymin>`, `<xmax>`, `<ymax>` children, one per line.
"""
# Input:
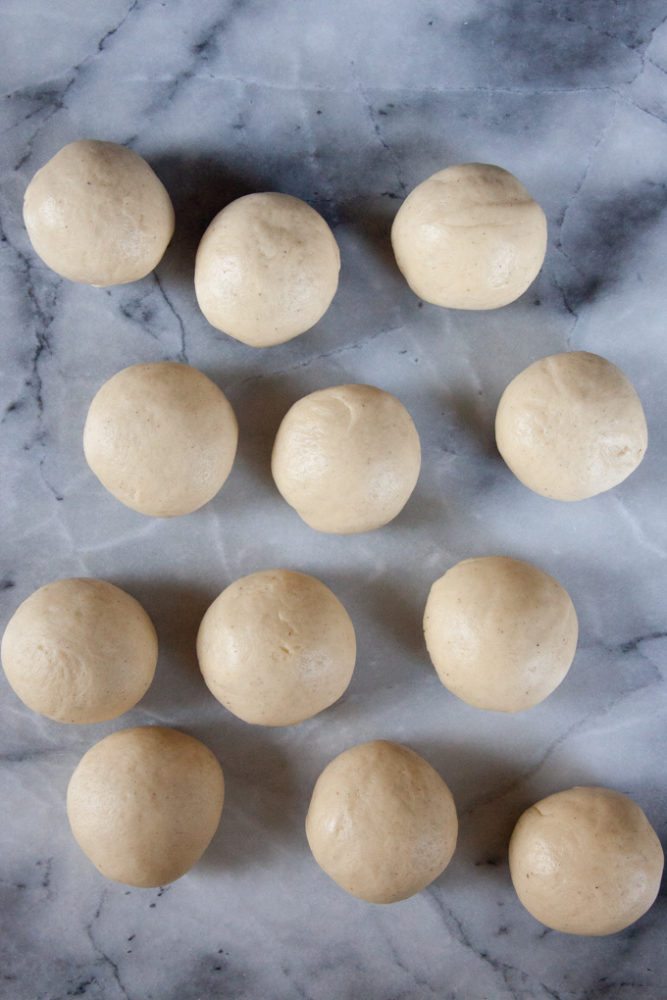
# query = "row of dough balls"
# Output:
<box><xmin>66</xmin><ymin>726</ymin><xmax>663</xmax><ymax>937</ymax></box>
<box><xmin>1</xmin><ymin>559</ymin><xmax>577</xmax><ymax>725</ymax></box>
<box><xmin>82</xmin><ymin>352</ymin><xmax>647</xmax><ymax>528</ymax></box>
<box><xmin>23</xmin><ymin>140</ymin><xmax>548</xmax><ymax>343</ymax></box>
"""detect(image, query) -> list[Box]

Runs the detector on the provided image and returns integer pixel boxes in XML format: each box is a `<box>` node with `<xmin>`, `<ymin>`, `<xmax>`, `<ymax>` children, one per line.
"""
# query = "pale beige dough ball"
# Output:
<box><xmin>423</xmin><ymin>556</ymin><xmax>578</xmax><ymax>712</ymax></box>
<box><xmin>306</xmin><ymin>740</ymin><xmax>458</xmax><ymax>903</ymax></box>
<box><xmin>194</xmin><ymin>192</ymin><xmax>340</xmax><ymax>346</ymax></box>
<box><xmin>67</xmin><ymin>726</ymin><xmax>224</xmax><ymax>887</ymax></box>
<box><xmin>495</xmin><ymin>351</ymin><xmax>648</xmax><ymax>501</ymax></box>
<box><xmin>83</xmin><ymin>362</ymin><xmax>238</xmax><ymax>517</ymax></box>
<box><xmin>271</xmin><ymin>384</ymin><xmax>421</xmax><ymax>533</ymax></box>
<box><xmin>23</xmin><ymin>139</ymin><xmax>174</xmax><ymax>286</ymax></box>
<box><xmin>197</xmin><ymin>569</ymin><xmax>356</xmax><ymax>726</ymax></box>
<box><xmin>391</xmin><ymin>163</ymin><xmax>547</xmax><ymax>310</ymax></box>
<box><xmin>1</xmin><ymin>577</ymin><xmax>157</xmax><ymax>724</ymax></box>
<box><xmin>509</xmin><ymin>786</ymin><xmax>664</xmax><ymax>935</ymax></box>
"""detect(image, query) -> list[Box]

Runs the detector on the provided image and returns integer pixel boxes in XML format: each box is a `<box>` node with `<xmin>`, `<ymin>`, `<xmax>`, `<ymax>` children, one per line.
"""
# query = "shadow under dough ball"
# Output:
<box><xmin>423</xmin><ymin>556</ymin><xmax>578</xmax><ymax>712</ymax></box>
<box><xmin>197</xmin><ymin>569</ymin><xmax>356</xmax><ymax>726</ymax></box>
<box><xmin>67</xmin><ymin>726</ymin><xmax>224</xmax><ymax>888</ymax></box>
<box><xmin>495</xmin><ymin>351</ymin><xmax>648</xmax><ymax>501</ymax></box>
<box><xmin>391</xmin><ymin>162</ymin><xmax>547</xmax><ymax>310</ymax></box>
<box><xmin>1</xmin><ymin>577</ymin><xmax>157</xmax><ymax>724</ymax></box>
<box><xmin>194</xmin><ymin>192</ymin><xmax>340</xmax><ymax>347</ymax></box>
<box><xmin>509</xmin><ymin>786</ymin><xmax>664</xmax><ymax>935</ymax></box>
<box><xmin>23</xmin><ymin>139</ymin><xmax>174</xmax><ymax>286</ymax></box>
<box><xmin>271</xmin><ymin>383</ymin><xmax>421</xmax><ymax>534</ymax></box>
<box><xmin>83</xmin><ymin>361</ymin><xmax>238</xmax><ymax>517</ymax></box>
<box><xmin>306</xmin><ymin>740</ymin><xmax>458</xmax><ymax>903</ymax></box>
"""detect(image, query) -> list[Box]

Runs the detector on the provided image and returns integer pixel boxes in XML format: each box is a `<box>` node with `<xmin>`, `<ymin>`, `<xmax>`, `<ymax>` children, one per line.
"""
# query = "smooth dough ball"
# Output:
<box><xmin>67</xmin><ymin>726</ymin><xmax>224</xmax><ymax>887</ymax></box>
<box><xmin>83</xmin><ymin>362</ymin><xmax>238</xmax><ymax>517</ymax></box>
<box><xmin>23</xmin><ymin>139</ymin><xmax>174</xmax><ymax>286</ymax></box>
<box><xmin>495</xmin><ymin>351</ymin><xmax>648</xmax><ymax>501</ymax></box>
<box><xmin>194</xmin><ymin>192</ymin><xmax>340</xmax><ymax>347</ymax></box>
<box><xmin>423</xmin><ymin>556</ymin><xmax>578</xmax><ymax>713</ymax></box>
<box><xmin>197</xmin><ymin>569</ymin><xmax>356</xmax><ymax>726</ymax></box>
<box><xmin>306</xmin><ymin>740</ymin><xmax>458</xmax><ymax>903</ymax></box>
<box><xmin>509</xmin><ymin>786</ymin><xmax>664</xmax><ymax>935</ymax></box>
<box><xmin>271</xmin><ymin>384</ymin><xmax>421</xmax><ymax>533</ymax></box>
<box><xmin>391</xmin><ymin>163</ymin><xmax>547</xmax><ymax>310</ymax></box>
<box><xmin>1</xmin><ymin>578</ymin><xmax>157</xmax><ymax>724</ymax></box>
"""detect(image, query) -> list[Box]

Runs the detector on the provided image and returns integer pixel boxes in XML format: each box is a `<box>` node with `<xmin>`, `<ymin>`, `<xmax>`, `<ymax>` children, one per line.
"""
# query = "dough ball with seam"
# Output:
<box><xmin>23</xmin><ymin>139</ymin><xmax>174</xmax><ymax>286</ymax></box>
<box><xmin>306</xmin><ymin>740</ymin><xmax>458</xmax><ymax>903</ymax></box>
<box><xmin>67</xmin><ymin>726</ymin><xmax>224</xmax><ymax>887</ymax></box>
<box><xmin>509</xmin><ymin>786</ymin><xmax>664</xmax><ymax>935</ymax></box>
<box><xmin>391</xmin><ymin>162</ymin><xmax>547</xmax><ymax>310</ymax></box>
<box><xmin>1</xmin><ymin>577</ymin><xmax>157</xmax><ymax>724</ymax></box>
<box><xmin>197</xmin><ymin>569</ymin><xmax>356</xmax><ymax>726</ymax></box>
<box><xmin>83</xmin><ymin>361</ymin><xmax>238</xmax><ymax>517</ymax></box>
<box><xmin>194</xmin><ymin>192</ymin><xmax>340</xmax><ymax>346</ymax></box>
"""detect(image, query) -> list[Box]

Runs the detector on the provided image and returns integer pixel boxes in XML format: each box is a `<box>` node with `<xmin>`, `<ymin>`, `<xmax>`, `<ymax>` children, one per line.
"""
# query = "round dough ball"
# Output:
<box><xmin>23</xmin><ymin>139</ymin><xmax>174</xmax><ymax>286</ymax></box>
<box><xmin>306</xmin><ymin>740</ymin><xmax>458</xmax><ymax>903</ymax></box>
<box><xmin>391</xmin><ymin>163</ymin><xmax>547</xmax><ymax>310</ymax></box>
<box><xmin>271</xmin><ymin>384</ymin><xmax>421</xmax><ymax>533</ymax></box>
<box><xmin>194</xmin><ymin>192</ymin><xmax>340</xmax><ymax>347</ymax></box>
<box><xmin>83</xmin><ymin>362</ymin><xmax>238</xmax><ymax>517</ymax></box>
<box><xmin>509</xmin><ymin>786</ymin><xmax>664</xmax><ymax>935</ymax></box>
<box><xmin>495</xmin><ymin>351</ymin><xmax>648</xmax><ymax>501</ymax></box>
<box><xmin>197</xmin><ymin>569</ymin><xmax>356</xmax><ymax>726</ymax></box>
<box><xmin>67</xmin><ymin>726</ymin><xmax>224</xmax><ymax>887</ymax></box>
<box><xmin>424</xmin><ymin>556</ymin><xmax>578</xmax><ymax>713</ymax></box>
<box><xmin>1</xmin><ymin>578</ymin><xmax>157</xmax><ymax>724</ymax></box>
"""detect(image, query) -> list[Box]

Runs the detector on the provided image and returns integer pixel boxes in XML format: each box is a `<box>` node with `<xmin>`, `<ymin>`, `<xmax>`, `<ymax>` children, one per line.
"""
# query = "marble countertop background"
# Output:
<box><xmin>1</xmin><ymin>2</ymin><xmax>666</xmax><ymax>998</ymax></box>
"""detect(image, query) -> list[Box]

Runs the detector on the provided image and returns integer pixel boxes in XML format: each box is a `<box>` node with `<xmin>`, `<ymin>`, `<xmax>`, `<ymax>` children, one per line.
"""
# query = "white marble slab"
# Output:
<box><xmin>1</xmin><ymin>2</ymin><xmax>666</xmax><ymax>998</ymax></box>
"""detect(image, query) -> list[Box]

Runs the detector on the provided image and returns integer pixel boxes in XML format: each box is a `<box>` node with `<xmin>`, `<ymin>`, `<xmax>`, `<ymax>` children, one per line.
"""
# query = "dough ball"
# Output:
<box><xmin>391</xmin><ymin>163</ymin><xmax>547</xmax><ymax>310</ymax></box>
<box><xmin>197</xmin><ymin>569</ymin><xmax>356</xmax><ymax>726</ymax></box>
<box><xmin>495</xmin><ymin>351</ymin><xmax>648</xmax><ymax>501</ymax></box>
<box><xmin>23</xmin><ymin>139</ymin><xmax>174</xmax><ymax>286</ymax></box>
<box><xmin>67</xmin><ymin>726</ymin><xmax>224</xmax><ymax>887</ymax></box>
<box><xmin>1</xmin><ymin>578</ymin><xmax>157</xmax><ymax>724</ymax></box>
<box><xmin>424</xmin><ymin>556</ymin><xmax>577</xmax><ymax>713</ymax></box>
<box><xmin>271</xmin><ymin>384</ymin><xmax>421</xmax><ymax>533</ymax></box>
<box><xmin>306</xmin><ymin>740</ymin><xmax>458</xmax><ymax>903</ymax></box>
<box><xmin>509</xmin><ymin>786</ymin><xmax>664</xmax><ymax>935</ymax></box>
<box><xmin>83</xmin><ymin>362</ymin><xmax>238</xmax><ymax>517</ymax></box>
<box><xmin>194</xmin><ymin>192</ymin><xmax>340</xmax><ymax>347</ymax></box>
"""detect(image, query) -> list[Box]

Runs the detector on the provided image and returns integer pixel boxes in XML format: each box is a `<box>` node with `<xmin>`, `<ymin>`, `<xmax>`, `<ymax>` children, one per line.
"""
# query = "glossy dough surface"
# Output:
<box><xmin>1</xmin><ymin>578</ymin><xmax>157</xmax><ymax>724</ymax></box>
<box><xmin>509</xmin><ymin>786</ymin><xmax>664</xmax><ymax>935</ymax></box>
<box><xmin>83</xmin><ymin>362</ymin><xmax>238</xmax><ymax>517</ymax></box>
<box><xmin>197</xmin><ymin>570</ymin><xmax>356</xmax><ymax>726</ymax></box>
<box><xmin>67</xmin><ymin>726</ymin><xmax>224</xmax><ymax>888</ymax></box>
<box><xmin>391</xmin><ymin>163</ymin><xmax>547</xmax><ymax>309</ymax></box>
<box><xmin>495</xmin><ymin>351</ymin><xmax>648</xmax><ymax>501</ymax></box>
<box><xmin>194</xmin><ymin>192</ymin><xmax>340</xmax><ymax>346</ymax></box>
<box><xmin>306</xmin><ymin>740</ymin><xmax>458</xmax><ymax>903</ymax></box>
<box><xmin>23</xmin><ymin>139</ymin><xmax>174</xmax><ymax>286</ymax></box>
<box><xmin>424</xmin><ymin>556</ymin><xmax>578</xmax><ymax>712</ymax></box>
<box><xmin>271</xmin><ymin>384</ymin><xmax>421</xmax><ymax>533</ymax></box>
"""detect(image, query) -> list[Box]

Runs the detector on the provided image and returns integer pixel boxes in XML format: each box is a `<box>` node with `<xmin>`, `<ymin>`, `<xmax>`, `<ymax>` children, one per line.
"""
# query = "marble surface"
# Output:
<box><xmin>1</xmin><ymin>2</ymin><xmax>666</xmax><ymax>998</ymax></box>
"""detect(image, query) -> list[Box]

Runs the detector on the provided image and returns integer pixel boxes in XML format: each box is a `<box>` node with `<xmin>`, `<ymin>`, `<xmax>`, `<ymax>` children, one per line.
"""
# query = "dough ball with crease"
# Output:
<box><xmin>67</xmin><ymin>726</ymin><xmax>224</xmax><ymax>888</ymax></box>
<box><xmin>271</xmin><ymin>384</ymin><xmax>421</xmax><ymax>533</ymax></box>
<box><xmin>1</xmin><ymin>577</ymin><xmax>157</xmax><ymax>724</ymax></box>
<box><xmin>509</xmin><ymin>786</ymin><xmax>664</xmax><ymax>935</ymax></box>
<box><xmin>83</xmin><ymin>362</ymin><xmax>238</xmax><ymax>517</ymax></box>
<box><xmin>495</xmin><ymin>351</ymin><xmax>648</xmax><ymax>501</ymax></box>
<box><xmin>306</xmin><ymin>740</ymin><xmax>458</xmax><ymax>903</ymax></box>
<box><xmin>23</xmin><ymin>139</ymin><xmax>174</xmax><ymax>286</ymax></box>
<box><xmin>197</xmin><ymin>569</ymin><xmax>356</xmax><ymax>725</ymax></box>
<box><xmin>194</xmin><ymin>192</ymin><xmax>340</xmax><ymax>346</ymax></box>
<box><xmin>391</xmin><ymin>163</ymin><xmax>547</xmax><ymax>309</ymax></box>
<box><xmin>424</xmin><ymin>556</ymin><xmax>578</xmax><ymax>712</ymax></box>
